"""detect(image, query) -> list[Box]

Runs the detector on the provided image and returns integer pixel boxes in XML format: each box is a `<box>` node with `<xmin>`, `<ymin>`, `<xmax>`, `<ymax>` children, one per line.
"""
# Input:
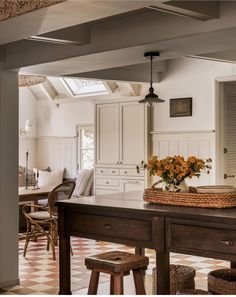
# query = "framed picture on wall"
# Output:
<box><xmin>170</xmin><ymin>97</ymin><xmax>192</xmax><ymax>117</ymax></box>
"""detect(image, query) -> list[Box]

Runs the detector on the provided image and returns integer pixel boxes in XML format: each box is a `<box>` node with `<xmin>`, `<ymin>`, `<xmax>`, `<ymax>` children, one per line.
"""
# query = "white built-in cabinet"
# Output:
<box><xmin>95</xmin><ymin>101</ymin><xmax>151</xmax><ymax>195</ymax></box>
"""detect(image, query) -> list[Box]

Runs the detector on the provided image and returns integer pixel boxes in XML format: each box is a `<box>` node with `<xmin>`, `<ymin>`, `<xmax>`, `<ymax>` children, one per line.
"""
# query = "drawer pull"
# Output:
<box><xmin>220</xmin><ymin>239</ymin><xmax>233</xmax><ymax>246</ymax></box>
<box><xmin>101</xmin><ymin>170</ymin><xmax>103</xmax><ymax>173</ymax></box>
<box><xmin>106</xmin><ymin>181</ymin><xmax>109</xmax><ymax>184</ymax></box>
<box><xmin>124</xmin><ymin>171</ymin><xmax>127</xmax><ymax>174</ymax></box>
<box><xmin>127</xmin><ymin>181</ymin><xmax>140</xmax><ymax>184</ymax></box>
<box><xmin>104</xmin><ymin>224</ymin><xmax>112</xmax><ymax>231</ymax></box>
<box><xmin>112</xmin><ymin>171</ymin><xmax>115</xmax><ymax>173</ymax></box>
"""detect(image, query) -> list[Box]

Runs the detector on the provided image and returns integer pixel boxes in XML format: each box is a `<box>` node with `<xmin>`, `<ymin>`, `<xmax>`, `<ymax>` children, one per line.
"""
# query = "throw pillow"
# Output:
<box><xmin>38</xmin><ymin>169</ymin><xmax>64</xmax><ymax>187</ymax></box>
<box><xmin>73</xmin><ymin>169</ymin><xmax>94</xmax><ymax>197</ymax></box>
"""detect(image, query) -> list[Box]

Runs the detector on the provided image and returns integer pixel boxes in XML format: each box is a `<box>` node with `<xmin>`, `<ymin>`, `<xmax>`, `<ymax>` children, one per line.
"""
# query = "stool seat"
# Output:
<box><xmin>85</xmin><ymin>251</ymin><xmax>149</xmax><ymax>295</ymax></box>
<box><xmin>85</xmin><ymin>251</ymin><xmax>149</xmax><ymax>274</ymax></box>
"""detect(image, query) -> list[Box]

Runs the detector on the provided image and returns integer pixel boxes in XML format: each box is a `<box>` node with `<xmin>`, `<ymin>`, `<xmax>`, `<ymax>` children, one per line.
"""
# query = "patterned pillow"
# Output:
<box><xmin>73</xmin><ymin>169</ymin><xmax>94</xmax><ymax>197</ymax></box>
<box><xmin>82</xmin><ymin>171</ymin><xmax>94</xmax><ymax>196</ymax></box>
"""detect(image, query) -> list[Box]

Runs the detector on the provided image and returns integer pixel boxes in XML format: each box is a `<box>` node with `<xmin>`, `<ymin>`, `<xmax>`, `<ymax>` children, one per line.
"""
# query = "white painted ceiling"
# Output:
<box><xmin>2</xmin><ymin>1</ymin><xmax>236</xmax><ymax>82</ymax></box>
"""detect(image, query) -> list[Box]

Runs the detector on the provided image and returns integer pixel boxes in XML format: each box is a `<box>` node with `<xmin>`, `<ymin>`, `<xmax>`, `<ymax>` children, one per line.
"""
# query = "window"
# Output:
<box><xmin>63</xmin><ymin>78</ymin><xmax>109</xmax><ymax>97</ymax></box>
<box><xmin>77</xmin><ymin>126</ymin><xmax>94</xmax><ymax>170</ymax></box>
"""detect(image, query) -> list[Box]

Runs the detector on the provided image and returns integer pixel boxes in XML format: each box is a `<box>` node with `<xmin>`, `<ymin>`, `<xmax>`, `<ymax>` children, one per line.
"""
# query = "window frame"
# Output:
<box><xmin>76</xmin><ymin>125</ymin><xmax>94</xmax><ymax>171</ymax></box>
<box><xmin>62</xmin><ymin>78</ymin><xmax>109</xmax><ymax>98</ymax></box>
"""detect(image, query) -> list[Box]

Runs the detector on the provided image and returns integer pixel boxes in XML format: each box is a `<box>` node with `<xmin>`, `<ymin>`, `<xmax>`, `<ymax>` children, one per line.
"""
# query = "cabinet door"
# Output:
<box><xmin>121</xmin><ymin>179</ymin><xmax>145</xmax><ymax>192</ymax></box>
<box><xmin>120</xmin><ymin>102</ymin><xmax>145</xmax><ymax>165</ymax></box>
<box><xmin>96</xmin><ymin>104</ymin><xmax>119</xmax><ymax>164</ymax></box>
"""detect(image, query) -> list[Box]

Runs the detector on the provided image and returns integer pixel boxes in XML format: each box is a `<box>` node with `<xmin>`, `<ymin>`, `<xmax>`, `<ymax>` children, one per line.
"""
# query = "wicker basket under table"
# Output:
<box><xmin>152</xmin><ymin>264</ymin><xmax>196</xmax><ymax>295</ymax></box>
<box><xmin>208</xmin><ymin>269</ymin><xmax>236</xmax><ymax>295</ymax></box>
<box><xmin>143</xmin><ymin>187</ymin><xmax>236</xmax><ymax>208</ymax></box>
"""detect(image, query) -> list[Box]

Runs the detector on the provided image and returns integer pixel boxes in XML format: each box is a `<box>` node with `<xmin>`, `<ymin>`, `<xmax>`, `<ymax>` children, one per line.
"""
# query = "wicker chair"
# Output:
<box><xmin>22</xmin><ymin>181</ymin><xmax>76</xmax><ymax>260</ymax></box>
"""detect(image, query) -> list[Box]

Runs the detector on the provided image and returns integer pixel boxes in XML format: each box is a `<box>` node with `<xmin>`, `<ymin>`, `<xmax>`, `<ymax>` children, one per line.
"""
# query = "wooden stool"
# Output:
<box><xmin>85</xmin><ymin>251</ymin><xmax>149</xmax><ymax>295</ymax></box>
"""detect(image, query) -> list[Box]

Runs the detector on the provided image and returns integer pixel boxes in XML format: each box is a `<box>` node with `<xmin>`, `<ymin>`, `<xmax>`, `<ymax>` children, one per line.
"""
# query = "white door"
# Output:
<box><xmin>120</xmin><ymin>102</ymin><xmax>145</xmax><ymax>165</ymax></box>
<box><xmin>223</xmin><ymin>96</ymin><xmax>236</xmax><ymax>185</ymax></box>
<box><xmin>96</xmin><ymin>103</ymin><xmax>120</xmax><ymax>164</ymax></box>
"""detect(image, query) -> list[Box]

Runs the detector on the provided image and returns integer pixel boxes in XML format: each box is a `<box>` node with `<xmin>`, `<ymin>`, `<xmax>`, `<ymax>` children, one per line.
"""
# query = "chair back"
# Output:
<box><xmin>48</xmin><ymin>180</ymin><xmax>76</xmax><ymax>217</ymax></box>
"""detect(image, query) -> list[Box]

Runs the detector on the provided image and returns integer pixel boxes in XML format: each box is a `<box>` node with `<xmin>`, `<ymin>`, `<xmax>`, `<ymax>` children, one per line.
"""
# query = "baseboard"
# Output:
<box><xmin>0</xmin><ymin>278</ymin><xmax>19</xmax><ymax>288</ymax></box>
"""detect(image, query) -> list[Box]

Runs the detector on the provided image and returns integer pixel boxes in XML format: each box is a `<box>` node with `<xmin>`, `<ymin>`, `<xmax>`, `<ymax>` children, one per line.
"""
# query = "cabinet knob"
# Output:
<box><xmin>104</xmin><ymin>224</ymin><xmax>112</xmax><ymax>231</ymax></box>
<box><xmin>101</xmin><ymin>170</ymin><xmax>103</xmax><ymax>173</ymax></box>
<box><xmin>106</xmin><ymin>181</ymin><xmax>109</xmax><ymax>184</ymax></box>
<box><xmin>220</xmin><ymin>239</ymin><xmax>233</xmax><ymax>246</ymax></box>
<box><xmin>112</xmin><ymin>171</ymin><xmax>115</xmax><ymax>173</ymax></box>
<box><xmin>124</xmin><ymin>171</ymin><xmax>127</xmax><ymax>174</ymax></box>
<box><xmin>120</xmin><ymin>161</ymin><xmax>122</xmax><ymax>164</ymax></box>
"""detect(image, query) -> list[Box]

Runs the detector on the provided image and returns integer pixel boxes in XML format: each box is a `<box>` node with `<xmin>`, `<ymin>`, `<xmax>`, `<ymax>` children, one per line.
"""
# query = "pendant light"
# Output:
<box><xmin>139</xmin><ymin>51</ymin><xmax>165</xmax><ymax>107</ymax></box>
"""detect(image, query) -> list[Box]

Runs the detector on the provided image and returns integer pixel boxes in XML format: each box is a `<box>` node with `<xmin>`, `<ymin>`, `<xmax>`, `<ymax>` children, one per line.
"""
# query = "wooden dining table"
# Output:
<box><xmin>56</xmin><ymin>191</ymin><xmax>236</xmax><ymax>295</ymax></box>
<box><xmin>19</xmin><ymin>185</ymin><xmax>54</xmax><ymax>203</ymax></box>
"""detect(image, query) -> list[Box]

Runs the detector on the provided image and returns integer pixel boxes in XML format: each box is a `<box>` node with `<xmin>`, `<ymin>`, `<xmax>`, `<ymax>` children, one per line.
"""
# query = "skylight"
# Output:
<box><xmin>63</xmin><ymin>78</ymin><xmax>109</xmax><ymax>97</ymax></box>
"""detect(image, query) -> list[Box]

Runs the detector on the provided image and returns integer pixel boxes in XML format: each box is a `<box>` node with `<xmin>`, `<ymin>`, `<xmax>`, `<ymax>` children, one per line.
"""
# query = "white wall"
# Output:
<box><xmin>19</xmin><ymin>88</ymin><xmax>37</xmax><ymax>169</ymax></box>
<box><xmin>146</xmin><ymin>57</ymin><xmax>236</xmax><ymax>132</ymax></box>
<box><xmin>37</xmin><ymin>100</ymin><xmax>94</xmax><ymax>137</ymax></box>
<box><xmin>36</xmin><ymin>99</ymin><xmax>94</xmax><ymax>175</ymax></box>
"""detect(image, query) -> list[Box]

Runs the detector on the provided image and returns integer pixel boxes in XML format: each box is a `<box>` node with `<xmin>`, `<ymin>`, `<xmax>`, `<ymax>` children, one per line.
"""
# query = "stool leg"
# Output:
<box><xmin>88</xmin><ymin>270</ymin><xmax>100</xmax><ymax>295</ymax></box>
<box><xmin>110</xmin><ymin>275</ymin><xmax>114</xmax><ymax>294</ymax></box>
<box><xmin>133</xmin><ymin>269</ymin><xmax>146</xmax><ymax>295</ymax></box>
<box><xmin>113</xmin><ymin>275</ymin><xmax>123</xmax><ymax>295</ymax></box>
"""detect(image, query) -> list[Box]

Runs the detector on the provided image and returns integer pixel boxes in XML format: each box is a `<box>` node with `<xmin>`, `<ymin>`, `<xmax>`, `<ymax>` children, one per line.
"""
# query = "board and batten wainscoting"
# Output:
<box><xmin>152</xmin><ymin>130</ymin><xmax>215</xmax><ymax>186</ymax></box>
<box><xmin>37</xmin><ymin>136</ymin><xmax>77</xmax><ymax>178</ymax></box>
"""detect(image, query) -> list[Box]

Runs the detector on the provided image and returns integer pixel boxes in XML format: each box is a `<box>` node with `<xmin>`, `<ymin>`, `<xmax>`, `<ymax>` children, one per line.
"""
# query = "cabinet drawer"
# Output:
<box><xmin>167</xmin><ymin>220</ymin><xmax>236</xmax><ymax>256</ymax></box>
<box><xmin>121</xmin><ymin>179</ymin><xmax>145</xmax><ymax>192</ymax></box>
<box><xmin>96</xmin><ymin>178</ymin><xmax>119</xmax><ymax>187</ymax></box>
<box><xmin>95</xmin><ymin>188</ymin><xmax>119</xmax><ymax>195</ymax></box>
<box><xmin>107</xmin><ymin>168</ymin><xmax>119</xmax><ymax>175</ymax></box>
<box><xmin>96</xmin><ymin>168</ymin><xmax>107</xmax><ymax>175</ymax></box>
<box><xmin>120</xmin><ymin>168</ymin><xmax>132</xmax><ymax>176</ymax></box>
<box><xmin>70</xmin><ymin>213</ymin><xmax>152</xmax><ymax>244</ymax></box>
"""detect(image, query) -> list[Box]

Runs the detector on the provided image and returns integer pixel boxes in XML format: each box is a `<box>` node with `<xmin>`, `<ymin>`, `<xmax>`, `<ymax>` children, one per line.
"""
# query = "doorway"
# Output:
<box><xmin>216</xmin><ymin>80</ymin><xmax>236</xmax><ymax>186</ymax></box>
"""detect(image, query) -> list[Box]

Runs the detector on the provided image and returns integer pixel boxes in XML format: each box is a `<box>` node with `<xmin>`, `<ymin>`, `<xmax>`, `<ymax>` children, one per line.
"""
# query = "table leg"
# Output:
<box><xmin>58</xmin><ymin>207</ymin><xmax>72</xmax><ymax>295</ymax></box>
<box><xmin>231</xmin><ymin>262</ymin><xmax>236</xmax><ymax>268</ymax></box>
<box><xmin>155</xmin><ymin>251</ymin><xmax>170</xmax><ymax>295</ymax></box>
<box><xmin>135</xmin><ymin>247</ymin><xmax>146</xmax><ymax>276</ymax></box>
<box><xmin>135</xmin><ymin>247</ymin><xmax>145</xmax><ymax>256</ymax></box>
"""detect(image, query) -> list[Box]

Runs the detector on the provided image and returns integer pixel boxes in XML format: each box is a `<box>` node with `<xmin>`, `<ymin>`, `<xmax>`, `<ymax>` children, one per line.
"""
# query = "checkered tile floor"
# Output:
<box><xmin>0</xmin><ymin>237</ymin><xmax>229</xmax><ymax>295</ymax></box>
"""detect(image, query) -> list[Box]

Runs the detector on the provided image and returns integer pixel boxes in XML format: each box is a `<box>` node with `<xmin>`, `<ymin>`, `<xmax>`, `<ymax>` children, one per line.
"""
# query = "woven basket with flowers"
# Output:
<box><xmin>137</xmin><ymin>155</ymin><xmax>236</xmax><ymax>208</ymax></box>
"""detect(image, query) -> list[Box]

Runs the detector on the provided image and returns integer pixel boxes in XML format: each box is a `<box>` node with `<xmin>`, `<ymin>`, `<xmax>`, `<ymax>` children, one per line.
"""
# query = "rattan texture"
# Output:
<box><xmin>208</xmin><ymin>269</ymin><xmax>236</xmax><ymax>295</ymax></box>
<box><xmin>152</xmin><ymin>264</ymin><xmax>196</xmax><ymax>295</ymax></box>
<box><xmin>143</xmin><ymin>186</ymin><xmax>236</xmax><ymax>208</ymax></box>
<box><xmin>177</xmin><ymin>289</ymin><xmax>211</xmax><ymax>295</ymax></box>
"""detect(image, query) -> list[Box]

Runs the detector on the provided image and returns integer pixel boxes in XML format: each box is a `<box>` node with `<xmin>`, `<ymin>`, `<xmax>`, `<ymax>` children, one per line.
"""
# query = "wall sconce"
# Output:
<box><xmin>20</xmin><ymin>120</ymin><xmax>32</xmax><ymax>136</ymax></box>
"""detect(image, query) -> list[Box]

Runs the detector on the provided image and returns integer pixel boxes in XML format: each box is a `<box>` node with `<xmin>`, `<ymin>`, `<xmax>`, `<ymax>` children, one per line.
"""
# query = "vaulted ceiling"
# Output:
<box><xmin>1</xmin><ymin>1</ymin><xmax>236</xmax><ymax>82</ymax></box>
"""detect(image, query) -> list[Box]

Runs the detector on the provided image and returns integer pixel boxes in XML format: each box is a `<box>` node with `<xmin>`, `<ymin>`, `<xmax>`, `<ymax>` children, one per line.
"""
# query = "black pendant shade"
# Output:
<box><xmin>139</xmin><ymin>52</ymin><xmax>165</xmax><ymax>107</ymax></box>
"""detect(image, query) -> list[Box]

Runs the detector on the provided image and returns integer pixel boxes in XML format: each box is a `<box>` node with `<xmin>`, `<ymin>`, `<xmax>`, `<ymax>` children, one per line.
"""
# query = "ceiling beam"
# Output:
<box><xmin>68</xmin><ymin>66</ymin><xmax>162</xmax><ymax>83</ymax></box>
<box><xmin>3</xmin><ymin>1</ymin><xmax>236</xmax><ymax>78</ymax></box>
<box><xmin>149</xmin><ymin>1</ymin><xmax>219</xmax><ymax>21</ymax></box>
<box><xmin>26</xmin><ymin>24</ymin><xmax>91</xmax><ymax>45</ymax></box>
<box><xmin>0</xmin><ymin>0</ymin><xmax>170</xmax><ymax>45</ymax></box>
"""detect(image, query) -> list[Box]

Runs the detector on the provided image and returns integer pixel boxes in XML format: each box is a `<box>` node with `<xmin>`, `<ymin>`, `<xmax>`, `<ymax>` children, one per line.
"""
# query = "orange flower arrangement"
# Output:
<box><xmin>137</xmin><ymin>155</ymin><xmax>212</xmax><ymax>186</ymax></box>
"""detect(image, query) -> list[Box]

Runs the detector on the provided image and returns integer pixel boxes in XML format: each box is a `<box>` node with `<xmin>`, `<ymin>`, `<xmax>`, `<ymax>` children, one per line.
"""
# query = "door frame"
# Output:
<box><xmin>215</xmin><ymin>76</ymin><xmax>236</xmax><ymax>184</ymax></box>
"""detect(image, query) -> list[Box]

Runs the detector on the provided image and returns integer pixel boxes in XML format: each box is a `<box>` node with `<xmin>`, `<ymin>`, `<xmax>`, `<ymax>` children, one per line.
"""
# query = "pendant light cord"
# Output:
<box><xmin>150</xmin><ymin>55</ymin><xmax>153</xmax><ymax>88</ymax></box>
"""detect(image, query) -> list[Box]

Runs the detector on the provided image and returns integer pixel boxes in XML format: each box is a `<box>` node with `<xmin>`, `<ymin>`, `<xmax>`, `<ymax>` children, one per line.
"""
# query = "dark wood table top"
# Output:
<box><xmin>56</xmin><ymin>191</ymin><xmax>236</xmax><ymax>224</ymax></box>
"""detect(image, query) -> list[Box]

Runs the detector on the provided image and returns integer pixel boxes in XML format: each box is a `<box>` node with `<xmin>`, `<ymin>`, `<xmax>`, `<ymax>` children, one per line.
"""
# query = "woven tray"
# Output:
<box><xmin>143</xmin><ymin>186</ymin><xmax>236</xmax><ymax>208</ymax></box>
